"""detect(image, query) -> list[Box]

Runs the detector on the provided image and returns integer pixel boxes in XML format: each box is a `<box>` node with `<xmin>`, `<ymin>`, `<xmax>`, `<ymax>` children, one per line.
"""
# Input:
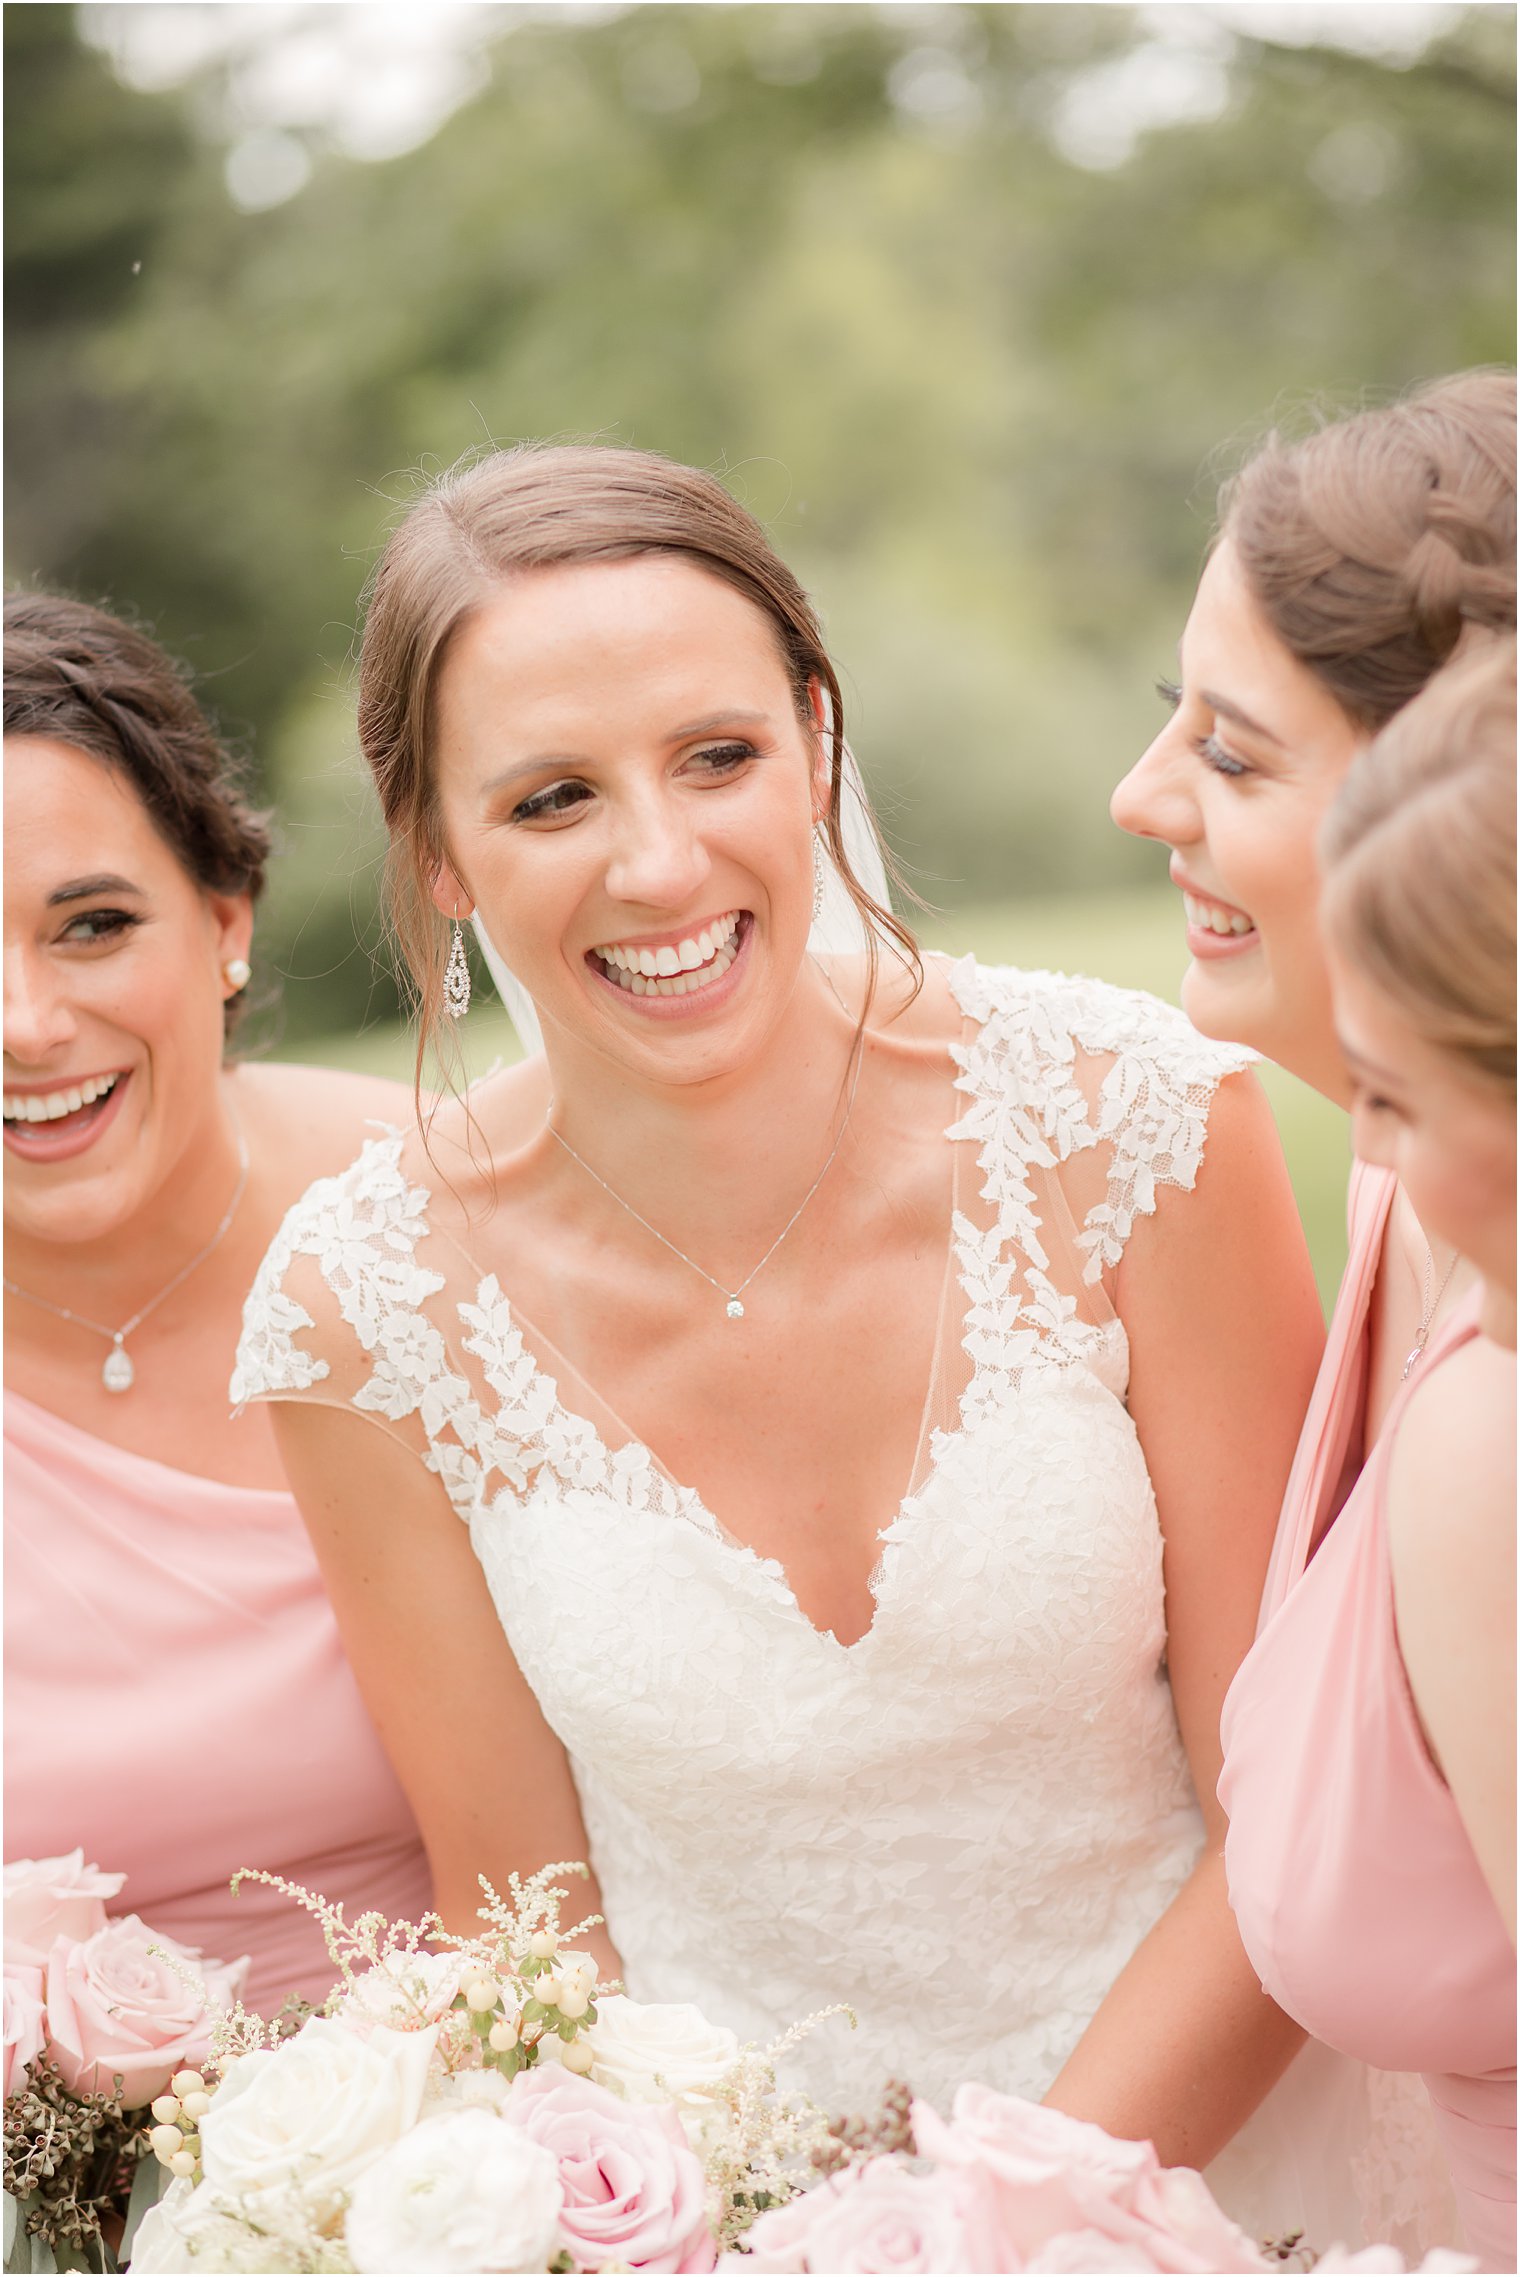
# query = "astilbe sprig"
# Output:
<box><xmin>697</xmin><ymin>2005</ymin><xmax>855</xmax><ymax>2249</ymax></box>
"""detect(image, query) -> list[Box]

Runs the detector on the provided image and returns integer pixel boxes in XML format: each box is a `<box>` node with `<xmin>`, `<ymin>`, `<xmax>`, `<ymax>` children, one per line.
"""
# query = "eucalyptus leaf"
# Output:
<box><xmin>118</xmin><ymin>2155</ymin><xmax>168</xmax><ymax>2265</ymax></box>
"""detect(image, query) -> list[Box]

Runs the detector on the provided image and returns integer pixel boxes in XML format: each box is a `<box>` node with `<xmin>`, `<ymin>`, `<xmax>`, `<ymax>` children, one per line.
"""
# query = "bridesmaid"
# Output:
<box><xmin>1227</xmin><ymin>633</ymin><xmax>1515</xmax><ymax>2268</ymax></box>
<box><xmin>1112</xmin><ymin>373</ymin><xmax>1515</xmax><ymax>2262</ymax></box>
<box><xmin>3</xmin><ymin>593</ymin><xmax>432</xmax><ymax>2011</ymax></box>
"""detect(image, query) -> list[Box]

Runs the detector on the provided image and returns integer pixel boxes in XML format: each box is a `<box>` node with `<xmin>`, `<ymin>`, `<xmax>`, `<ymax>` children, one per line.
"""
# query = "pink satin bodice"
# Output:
<box><xmin>3</xmin><ymin>1391</ymin><xmax>433</xmax><ymax>2013</ymax></box>
<box><xmin>1221</xmin><ymin>1164</ymin><xmax>1516</xmax><ymax>2269</ymax></box>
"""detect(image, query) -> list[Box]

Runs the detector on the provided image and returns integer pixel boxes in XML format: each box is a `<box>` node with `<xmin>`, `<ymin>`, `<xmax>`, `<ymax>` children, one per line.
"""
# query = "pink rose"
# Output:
<box><xmin>912</xmin><ymin>2087</ymin><xmax>1266</xmax><ymax>2275</ymax></box>
<box><xmin>734</xmin><ymin>2157</ymin><xmax>986</xmax><ymax>2273</ymax></box>
<box><xmin>3</xmin><ymin>1963</ymin><xmax>47</xmax><ymax>2100</ymax></box>
<box><xmin>45</xmin><ymin>1916</ymin><xmax>247</xmax><ymax>2108</ymax></box>
<box><xmin>504</xmin><ymin>2063</ymin><xmax>717</xmax><ymax>2273</ymax></box>
<box><xmin>4</xmin><ymin>1852</ymin><xmax>124</xmax><ymax>1966</ymax></box>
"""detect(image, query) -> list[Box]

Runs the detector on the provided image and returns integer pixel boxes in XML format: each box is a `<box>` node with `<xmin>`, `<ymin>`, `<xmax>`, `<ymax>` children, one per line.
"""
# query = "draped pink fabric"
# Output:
<box><xmin>4</xmin><ymin>1391</ymin><xmax>432</xmax><ymax>2013</ymax></box>
<box><xmin>1221</xmin><ymin>1165</ymin><xmax>1516</xmax><ymax>2269</ymax></box>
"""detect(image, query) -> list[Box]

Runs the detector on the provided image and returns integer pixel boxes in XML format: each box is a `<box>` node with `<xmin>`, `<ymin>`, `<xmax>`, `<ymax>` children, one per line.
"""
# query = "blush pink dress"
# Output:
<box><xmin>4</xmin><ymin>1391</ymin><xmax>433</xmax><ymax>2014</ymax></box>
<box><xmin>1220</xmin><ymin>1162</ymin><xmax>1517</xmax><ymax>2270</ymax></box>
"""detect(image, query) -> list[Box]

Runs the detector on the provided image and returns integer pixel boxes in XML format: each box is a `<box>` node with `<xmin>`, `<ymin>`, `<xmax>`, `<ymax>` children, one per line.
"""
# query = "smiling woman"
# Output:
<box><xmin>219</xmin><ymin>438</ymin><xmax>1448</xmax><ymax>2244</ymax></box>
<box><xmin>2</xmin><ymin>593</ymin><xmax>432</xmax><ymax>2012</ymax></box>
<box><xmin>1110</xmin><ymin>371</ymin><xmax>1518</xmax><ymax>2266</ymax></box>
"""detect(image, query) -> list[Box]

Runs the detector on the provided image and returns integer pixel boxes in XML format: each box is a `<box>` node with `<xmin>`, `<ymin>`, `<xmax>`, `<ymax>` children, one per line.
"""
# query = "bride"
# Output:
<box><xmin>236</xmin><ymin>442</ymin><xmax>1395</xmax><ymax>2237</ymax></box>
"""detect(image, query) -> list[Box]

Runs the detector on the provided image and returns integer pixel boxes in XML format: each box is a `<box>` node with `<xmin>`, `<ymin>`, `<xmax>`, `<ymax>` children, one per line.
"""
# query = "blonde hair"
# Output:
<box><xmin>1322</xmin><ymin>633</ymin><xmax>1516</xmax><ymax>1094</ymax></box>
<box><xmin>357</xmin><ymin>444</ymin><xmax>918</xmax><ymax>1094</ymax></box>
<box><xmin>1222</xmin><ymin>370</ymin><xmax>1516</xmax><ymax>728</ymax></box>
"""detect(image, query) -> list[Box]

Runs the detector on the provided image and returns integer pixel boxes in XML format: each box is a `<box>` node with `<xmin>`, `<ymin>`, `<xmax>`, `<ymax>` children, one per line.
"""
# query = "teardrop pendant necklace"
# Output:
<box><xmin>549</xmin><ymin>1042</ymin><xmax>863</xmax><ymax>1322</ymax></box>
<box><xmin>1401</xmin><ymin>1241</ymin><xmax>1461</xmax><ymax>1381</ymax></box>
<box><xmin>3</xmin><ymin>1125</ymin><xmax>251</xmax><ymax>1393</ymax></box>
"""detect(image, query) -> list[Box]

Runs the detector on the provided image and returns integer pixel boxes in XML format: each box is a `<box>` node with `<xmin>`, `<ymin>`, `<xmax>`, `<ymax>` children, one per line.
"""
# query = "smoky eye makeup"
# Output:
<box><xmin>58</xmin><ymin>906</ymin><xmax>145</xmax><ymax>945</ymax></box>
<box><xmin>510</xmin><ymin>778</ymin><xmax>594</xmax><ymax>825</ymax></box>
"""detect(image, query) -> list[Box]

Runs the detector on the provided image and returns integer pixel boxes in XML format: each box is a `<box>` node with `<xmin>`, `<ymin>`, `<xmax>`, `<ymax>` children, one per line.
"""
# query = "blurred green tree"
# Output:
<box><xmin>5</xmin><ymin>2</ymin><xmax>1513</xmax><ymax>1039</ymax></box>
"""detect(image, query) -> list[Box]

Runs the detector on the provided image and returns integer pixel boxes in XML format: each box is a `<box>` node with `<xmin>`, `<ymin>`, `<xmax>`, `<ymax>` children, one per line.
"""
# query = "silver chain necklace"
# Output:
<box><xmin>4</xmin><ymin>1126</ymin><xmax>251</xmax><ymax>1393</ymax></box>
<box><xmin>1401</xmin><ymin>1241</ymin><xmax>1461</xmax><ymax>1380</ymax></box>
<box><xmin>549</xmin><ymin>1043</ymin><xmax>863</xmax><ymax>1321</ymax></box>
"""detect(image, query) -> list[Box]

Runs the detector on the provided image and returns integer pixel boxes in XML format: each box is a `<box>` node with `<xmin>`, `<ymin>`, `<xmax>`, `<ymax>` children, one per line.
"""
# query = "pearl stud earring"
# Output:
<box><xmin>223</xmin><ymin>957</ymin><xmax>252</xmax><ymax>992</ymax></box>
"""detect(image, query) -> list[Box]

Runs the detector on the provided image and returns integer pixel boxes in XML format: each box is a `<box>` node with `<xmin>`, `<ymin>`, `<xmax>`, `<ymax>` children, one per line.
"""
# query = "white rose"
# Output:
<box><xmin>345</xmin><ymin>2107</ymin><xmax>563</xmax><ymax>2273</ymax></box>
<box><xmin>127</xmin><ymin>2178</ymin><xmax>322</xmax><ymax>2274</ymax></box>
<box><xmin>586</xmin><ymin>1993</ymin><xmax>740</xmax><ymax>2150</ymax></box>
<box><xmin>3</xmin><ymin>1852</ymin><xmax>124</xmax><ymax>1966</ymax></box>
<box><xmin>199</xmin><ymin>2016</ymin><xmax>435</xmax><ymax>2226</ymax></box>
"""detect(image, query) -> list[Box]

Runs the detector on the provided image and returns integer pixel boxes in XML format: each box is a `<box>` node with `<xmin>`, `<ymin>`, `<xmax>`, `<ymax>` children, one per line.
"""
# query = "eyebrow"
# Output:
<box><xmin>479</xmin><ymin>712</ymin><xmax>775</xmax><ymax>799</ymax></box>
<box><xmin>47</xmin><ymin>874</ymin><xmax>145</xmax><ymax>908</ymax></box>
<box><xmin>1338</xmin><ymin>1038</ymin><xmax>1402</xmax><ymax>1085</ymax></box>
<box><xmin>1198</xmin><ymin>688</ymin><xmax>1284</xmax><ymax>747</ymax></box>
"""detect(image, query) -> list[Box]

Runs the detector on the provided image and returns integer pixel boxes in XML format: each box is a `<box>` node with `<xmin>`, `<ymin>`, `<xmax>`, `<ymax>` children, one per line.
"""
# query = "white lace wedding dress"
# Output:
<box><xmin>234</xmin><ymin>958</ymin><xmax>1454</xmax><ymax>2254</ymax></box>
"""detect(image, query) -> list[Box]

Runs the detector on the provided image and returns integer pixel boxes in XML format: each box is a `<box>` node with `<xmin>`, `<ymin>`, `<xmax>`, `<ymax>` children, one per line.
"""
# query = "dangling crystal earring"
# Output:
<box><xmin>443</xmin><ymin>920</ymin><xmax>471</xmax><ymax>1019</ymax></box>
<box><xmin>811</xmin><ymin>829</ymin><xmax>828</xmax><ymax>922</ymax></box>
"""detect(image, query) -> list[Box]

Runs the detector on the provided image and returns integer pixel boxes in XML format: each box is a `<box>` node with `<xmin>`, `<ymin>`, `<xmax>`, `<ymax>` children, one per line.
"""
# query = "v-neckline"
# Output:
<box><xmin>430</xmin><ymin>1016</ymin><xmax>976</xmax><ymax>1656</ymax></box>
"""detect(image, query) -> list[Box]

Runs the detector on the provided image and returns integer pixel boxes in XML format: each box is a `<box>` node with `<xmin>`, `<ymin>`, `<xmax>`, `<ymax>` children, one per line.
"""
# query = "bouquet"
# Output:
<box><xmin>9</xmin><ymin>1856</ymin><xmax>1475</xmax><ymax>2275</ymax></box>
<box><xmin>3</xmin><ymin>1852</ymin><xmax>246</xmax><ymax>2272</ymax></box>
<box><xmin>125</xmin><ymin>1861</ymin><xmax>838</xmax><ymax>2275</ymax></box>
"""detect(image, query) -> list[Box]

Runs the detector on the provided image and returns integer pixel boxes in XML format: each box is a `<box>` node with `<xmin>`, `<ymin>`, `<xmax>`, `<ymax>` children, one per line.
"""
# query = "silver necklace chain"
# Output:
<box><xmin>4</xmin><ymin>1124</ymin><xmax>251</xmax><ymax>1393</ymax></box>
<box><xmin>549</xmin><ymin>1043</ymin><xmax>864</xmax><ymax>1321</ymax></box>
<box><xmin>1402</xmin><ymin>1240</ymin><xmax>1461</xmax><ymax>1380</ymax></box>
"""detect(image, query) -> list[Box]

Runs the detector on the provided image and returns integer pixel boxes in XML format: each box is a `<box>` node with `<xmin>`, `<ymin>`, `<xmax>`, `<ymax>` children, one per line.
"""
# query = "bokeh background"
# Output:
<box><xmin>6</xmin><ymin>1</ymin><xmax>1515</xmax><ymax>1297</ymax></box>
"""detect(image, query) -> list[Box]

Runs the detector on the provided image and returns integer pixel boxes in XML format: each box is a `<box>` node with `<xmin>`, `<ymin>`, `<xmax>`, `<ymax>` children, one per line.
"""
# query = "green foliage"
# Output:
<box><xmin>4</xmin><ymin>4</ymin><xmax>1513</xmax><ymax>1042</ymax></box>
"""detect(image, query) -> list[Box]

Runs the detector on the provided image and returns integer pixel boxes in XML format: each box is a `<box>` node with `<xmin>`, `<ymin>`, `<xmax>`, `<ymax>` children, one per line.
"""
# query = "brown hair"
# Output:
<box><xmin>4</xmin><ymin>592</ymin><xmax>271</xmax><ymax>1036</ymax></box>
<box><xmin>1222</xmin><ymin>370</ymin><xmax>1516</xmax><ymax>729</ymax></box>
<box><xmin>1322</xmin><ymin>633</ymin><xmax>1516</xmax><ymax>1095</ymax></box>
<box><xmin>357</xmin><ymin>444</ymin><xmax>918</xmax><ymax>1087</ymax></box>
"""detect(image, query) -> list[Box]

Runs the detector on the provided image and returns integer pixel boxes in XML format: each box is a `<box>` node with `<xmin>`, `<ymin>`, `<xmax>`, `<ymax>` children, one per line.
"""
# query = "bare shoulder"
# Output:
<box><xmin>1390</xmin><ymin>1334</ymin><xmax>1517</xmax><ymax>1567</ymax></box>
<box><xmin>230</xmin><ymin>1058</ymin><xmax>423</xmax><ymax>1202</ymax></box>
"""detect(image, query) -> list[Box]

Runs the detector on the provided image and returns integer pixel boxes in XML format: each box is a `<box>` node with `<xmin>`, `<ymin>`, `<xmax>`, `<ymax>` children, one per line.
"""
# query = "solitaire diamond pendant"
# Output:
<box><xmin>725</xmin><ymin>1297</ymin><xmax>745</xmax><ymax>1320</ymax></box>
<box><xmin>102</xmin><ymin>1339</ymin><xmax>135</xmax><ymax>1394</ymax></box>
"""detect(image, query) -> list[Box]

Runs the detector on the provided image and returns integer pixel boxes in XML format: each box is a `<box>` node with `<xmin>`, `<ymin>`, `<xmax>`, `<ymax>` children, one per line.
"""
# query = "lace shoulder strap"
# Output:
<box><xmin>231</xmin><ymin>1129</ymin><xmax>442</xmax><ymax>1412</ymax></box>
<box><xmin>947</xmin><ymin>958</ymin><xmax>1255</xmax><ymax>1287</ymax></box>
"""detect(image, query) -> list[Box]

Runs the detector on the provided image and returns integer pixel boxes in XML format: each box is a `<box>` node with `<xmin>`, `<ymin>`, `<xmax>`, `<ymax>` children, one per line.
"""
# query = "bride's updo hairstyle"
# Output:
<box><xmin>358</xmin><ymin>444</ymin><xmax>917</xmax><ymax>1070</ymax></box>
<box><xmin>1220</xmin><ymin>369</ymin><xmax>1516</xmax><ymax>730</ymax></box>
<box><xmin>1322</xmin><ymin>633</ymin><xmax>1516</xmax><ymax>1096</ymax></box>
<box><xmin>3</xmin><ymin>591</ymin><xmax>271</xmax><ymax>1039</ymax></box>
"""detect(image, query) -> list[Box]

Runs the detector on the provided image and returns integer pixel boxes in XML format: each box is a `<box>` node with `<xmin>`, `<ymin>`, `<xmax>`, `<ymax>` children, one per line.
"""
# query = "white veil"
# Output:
<box><xmin>472</xmin><ymin>743</ymin><xmax>893</xmax><ymax>1056</ymax></box>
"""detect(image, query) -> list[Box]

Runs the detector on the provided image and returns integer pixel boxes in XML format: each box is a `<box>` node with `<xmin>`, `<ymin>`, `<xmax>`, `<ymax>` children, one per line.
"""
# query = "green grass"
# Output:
<box><xmin>278</xmin><ymin>886</ymin><xmax>1349</xmax><ymax>1310</ymax></box>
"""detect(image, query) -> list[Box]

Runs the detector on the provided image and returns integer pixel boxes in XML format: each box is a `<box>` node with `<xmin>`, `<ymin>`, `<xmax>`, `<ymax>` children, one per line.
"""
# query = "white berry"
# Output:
<box><xmin>557</xmin><ymin>1983</ymin><xmax>590</xmax><ymax>2020</ymax></box>
<box><xmin>464</xmin><ymin>1978</ymin><xmax>501</xmax><ymax>2013</ymax></box>
<box><xmin>149</xmin><ymin>2125</ymin><xmax>183</xmax><ymax>2163</ymax></box>
<box><xmin>180</xmin><ymin>2090</ymin><xmax>212</xmax><ymax>2122</ymax></box>
<box><xmin>560</xmin><ymin>2037</ymin><xmax>595</xmax><ymax>2074</ymax></box>
<box><xmin>527</xmin><ymin>1930</ymin><xmax>558</xmax><ymax>1960</ymax></box>
<box><xmin>488</xmin><ymin>2017</ymin><xmax>518</xmax><ymax>2051</ymax></box>
<box><xmin>170</xmin><ymin>2069</ymin><xmax>206</xmax><ymax>2098</ymax></box>
<box><xmin>149</xmin><ymin>2095</ymin><xmax>181</xmax><ymax>2126</ymax></box>
<box><xmin>169</xmin><ymin>2150</ymin><xmax>197</xmax><ymax>2180</ymax></box>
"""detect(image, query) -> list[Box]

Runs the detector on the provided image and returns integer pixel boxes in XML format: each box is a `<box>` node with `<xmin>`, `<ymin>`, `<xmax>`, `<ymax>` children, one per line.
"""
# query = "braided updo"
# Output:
<box><xmin>3</xmin><ymin>591</ymin><xmax>271</xmax><ymax>1033</ymax></box>
<box><xmin>1222</xmin><ymin>370</ymin><xmax>1516</xmax><ymax>729</ymax></box>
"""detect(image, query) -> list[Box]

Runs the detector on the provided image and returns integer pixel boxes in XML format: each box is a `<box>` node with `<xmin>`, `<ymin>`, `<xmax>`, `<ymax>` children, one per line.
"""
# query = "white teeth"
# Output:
<box><xmin>4</xmin><ymin>1073</ymin><xmax>120</xmax><ymax>1124</ymax></box>
<box><xmin>1183</xmin><ymin>893</ymin><xmax>1253</xmax><ymax>939</ymax></box>
<box><xmin>596</xmin><ymin>933</ymin><xmax>739</xmax><ymax>1000</ymax></box>
<box><xmin>591</xmin><ymin>913</ymin><xmax>742</xmax><ymax>991</ymax></box>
